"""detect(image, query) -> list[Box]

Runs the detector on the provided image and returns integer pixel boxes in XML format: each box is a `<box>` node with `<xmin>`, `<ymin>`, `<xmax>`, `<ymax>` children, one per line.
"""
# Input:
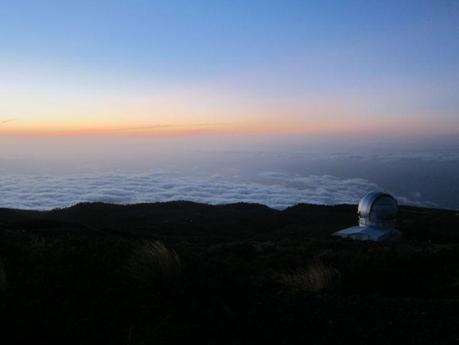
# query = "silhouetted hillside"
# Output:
<box><xmin>0</xmin><ymin>202</ymin><xmax>458</xmax><ymax>344</ymax></box>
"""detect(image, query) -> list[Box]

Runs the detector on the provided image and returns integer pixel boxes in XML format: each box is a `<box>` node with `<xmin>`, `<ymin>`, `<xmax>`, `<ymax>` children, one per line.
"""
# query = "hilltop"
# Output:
<box><xmin>0</xmin><ymin>202</ymin><xmax>458</xmax><ymax>344</ymax></box>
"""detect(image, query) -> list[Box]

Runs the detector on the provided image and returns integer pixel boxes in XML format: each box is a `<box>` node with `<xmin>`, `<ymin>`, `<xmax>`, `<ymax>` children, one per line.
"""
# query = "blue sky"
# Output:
<box><xmin>0</xmin><ymin>0</ymin><xmax>458</xmax><ymax>135</ymax></box>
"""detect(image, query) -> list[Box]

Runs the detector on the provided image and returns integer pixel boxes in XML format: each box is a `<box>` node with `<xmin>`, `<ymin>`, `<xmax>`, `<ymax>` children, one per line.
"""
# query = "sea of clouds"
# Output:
<box><xmin>0</xmin><ymin>171</ymin><xmax>431</xmax><ymax>210</ymax></box>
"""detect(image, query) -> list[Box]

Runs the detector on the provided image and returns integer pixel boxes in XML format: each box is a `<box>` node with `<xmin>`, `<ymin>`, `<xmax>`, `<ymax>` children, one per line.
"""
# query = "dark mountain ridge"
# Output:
<box><xmin>1</xmin><ymin>201</ymin><xmax>457</xmax><ymax>242</ymax></box>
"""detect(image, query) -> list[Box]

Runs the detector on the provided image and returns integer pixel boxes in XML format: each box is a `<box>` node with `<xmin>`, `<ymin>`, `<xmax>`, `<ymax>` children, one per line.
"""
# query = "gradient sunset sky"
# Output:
<box><xmin>1</xmin><ymin>0</ymin><xmax>458</xmax><ymax>137</ymax></box>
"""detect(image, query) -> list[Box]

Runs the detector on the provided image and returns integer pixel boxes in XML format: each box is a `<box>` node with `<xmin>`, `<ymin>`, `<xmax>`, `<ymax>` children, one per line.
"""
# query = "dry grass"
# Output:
<box><xmin>125</xmin><ymin>241</ymin><xmax>181</xmax><ymax>287</ymax></box>
<box><xmin>281</xmin><ymin>262</ymin><xmax>341</xmax><ymax>292</ymax></box>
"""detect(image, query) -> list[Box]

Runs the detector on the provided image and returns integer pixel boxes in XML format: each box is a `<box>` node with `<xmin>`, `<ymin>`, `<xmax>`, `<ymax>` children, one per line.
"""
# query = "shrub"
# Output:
<box><xmin>281</xmin><ymin>262</ymin><xmax>341</xmax><ymax>292</ymax></box>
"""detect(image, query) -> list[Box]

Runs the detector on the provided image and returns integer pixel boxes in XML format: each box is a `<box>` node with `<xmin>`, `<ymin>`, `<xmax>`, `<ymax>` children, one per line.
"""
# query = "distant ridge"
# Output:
<box><xmin>1</xmin><ymin>201</ymin><xmax>458</xmax><ymax>243</ymax></box>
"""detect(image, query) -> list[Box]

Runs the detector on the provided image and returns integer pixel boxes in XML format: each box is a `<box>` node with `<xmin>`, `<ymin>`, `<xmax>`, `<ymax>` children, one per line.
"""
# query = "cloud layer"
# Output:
<box><xmin>0</xmin><ymin>171</ymin><xmax>430</xmax><ymax>210</ymax></box>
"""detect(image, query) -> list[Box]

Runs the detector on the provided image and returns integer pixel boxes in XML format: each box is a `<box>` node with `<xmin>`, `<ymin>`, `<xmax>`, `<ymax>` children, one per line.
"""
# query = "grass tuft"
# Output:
<box><xmin>281</xmin><ymin>262</ymin><xmax>341</xmax><ymax>292</ymax></box>
<box><xmin>125</xmin><ymin>241</ymin><xmax>181</xmax><ymax>288</ymax></box>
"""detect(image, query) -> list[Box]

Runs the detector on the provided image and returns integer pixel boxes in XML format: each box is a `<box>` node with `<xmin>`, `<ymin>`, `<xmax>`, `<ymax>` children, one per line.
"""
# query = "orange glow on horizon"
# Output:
<box><xmin>2</xmin><ymin>74</ymin><xmax>458</xmax><ymax>138</ymax></box>
<box><xmin>1</xmin><ymin>116</ymin><xmax>458</xmax><ymax>137</ymax></box>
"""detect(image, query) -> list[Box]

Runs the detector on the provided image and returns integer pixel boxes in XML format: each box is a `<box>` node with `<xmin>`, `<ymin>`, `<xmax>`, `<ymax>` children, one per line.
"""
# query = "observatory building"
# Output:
<box><xmin>334</xmin><ymin>191</ymin><xmax>401</xmax><ymax>241</ymax></box>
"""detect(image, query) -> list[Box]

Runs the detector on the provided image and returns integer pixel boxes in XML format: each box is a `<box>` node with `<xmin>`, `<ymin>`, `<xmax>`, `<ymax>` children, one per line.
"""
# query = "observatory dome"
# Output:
<box><xmin>333</xmin><ymin>191</ymin><xmax>400</xmax><ymax>241</ymax></box>
<box><xmin>358</xmin><ymin>192</ymin><xmax>398</xmax><ymax>228</ymax></box>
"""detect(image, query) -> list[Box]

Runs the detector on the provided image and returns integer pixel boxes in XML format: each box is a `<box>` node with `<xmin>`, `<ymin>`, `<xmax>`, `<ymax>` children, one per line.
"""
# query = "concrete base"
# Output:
<box><xmin>333</xmin><ymin>226</ymin><xmax>401</xmax><ymax>242</ymax></box>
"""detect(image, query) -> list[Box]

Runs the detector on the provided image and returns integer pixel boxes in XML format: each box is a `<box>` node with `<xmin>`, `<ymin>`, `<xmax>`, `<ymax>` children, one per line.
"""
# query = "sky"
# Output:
<box><xmin>0</xmin><ymin>1</ymin><xmax>459</xmax><ymax>210</ymax></box>
<box><xmin>0</xmin><ymin>0</ymin><xmax>458</xmax><ymax>136</ymax></box>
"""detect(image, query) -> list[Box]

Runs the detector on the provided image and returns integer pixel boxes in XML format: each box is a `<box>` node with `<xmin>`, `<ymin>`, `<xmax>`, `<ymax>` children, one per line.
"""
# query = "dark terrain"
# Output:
<box><xmin>0</xmin><ymin>201</ymin><xmax>459</xmax><ymax>344</ymax></box>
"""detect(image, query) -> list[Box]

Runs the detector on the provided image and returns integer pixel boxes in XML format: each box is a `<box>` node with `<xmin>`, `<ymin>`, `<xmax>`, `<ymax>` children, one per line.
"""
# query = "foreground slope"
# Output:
<box><xmin>0</xmin><ymin>202</ymin><xmax>458</xmax><ymax>344</ymax></box>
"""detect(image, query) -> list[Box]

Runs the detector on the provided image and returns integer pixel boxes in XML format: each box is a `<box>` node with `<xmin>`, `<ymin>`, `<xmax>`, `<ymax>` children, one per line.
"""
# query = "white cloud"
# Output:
<box><xmin>0</xmin><ymin>171</ymin><xmax>432</xmax><ymax>210</ymax></box>
<box><xmin>329</xmin><ymin>151</ymin><xmax>459</xmax><ymax>162</ymax></box>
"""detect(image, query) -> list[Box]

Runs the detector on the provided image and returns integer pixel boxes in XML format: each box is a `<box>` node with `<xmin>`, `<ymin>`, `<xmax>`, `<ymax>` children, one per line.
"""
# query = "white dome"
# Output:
<box><xmin>358</xmin><ymin>191</ymin><xmax>398</xmax><ymax>228</ymax></box>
